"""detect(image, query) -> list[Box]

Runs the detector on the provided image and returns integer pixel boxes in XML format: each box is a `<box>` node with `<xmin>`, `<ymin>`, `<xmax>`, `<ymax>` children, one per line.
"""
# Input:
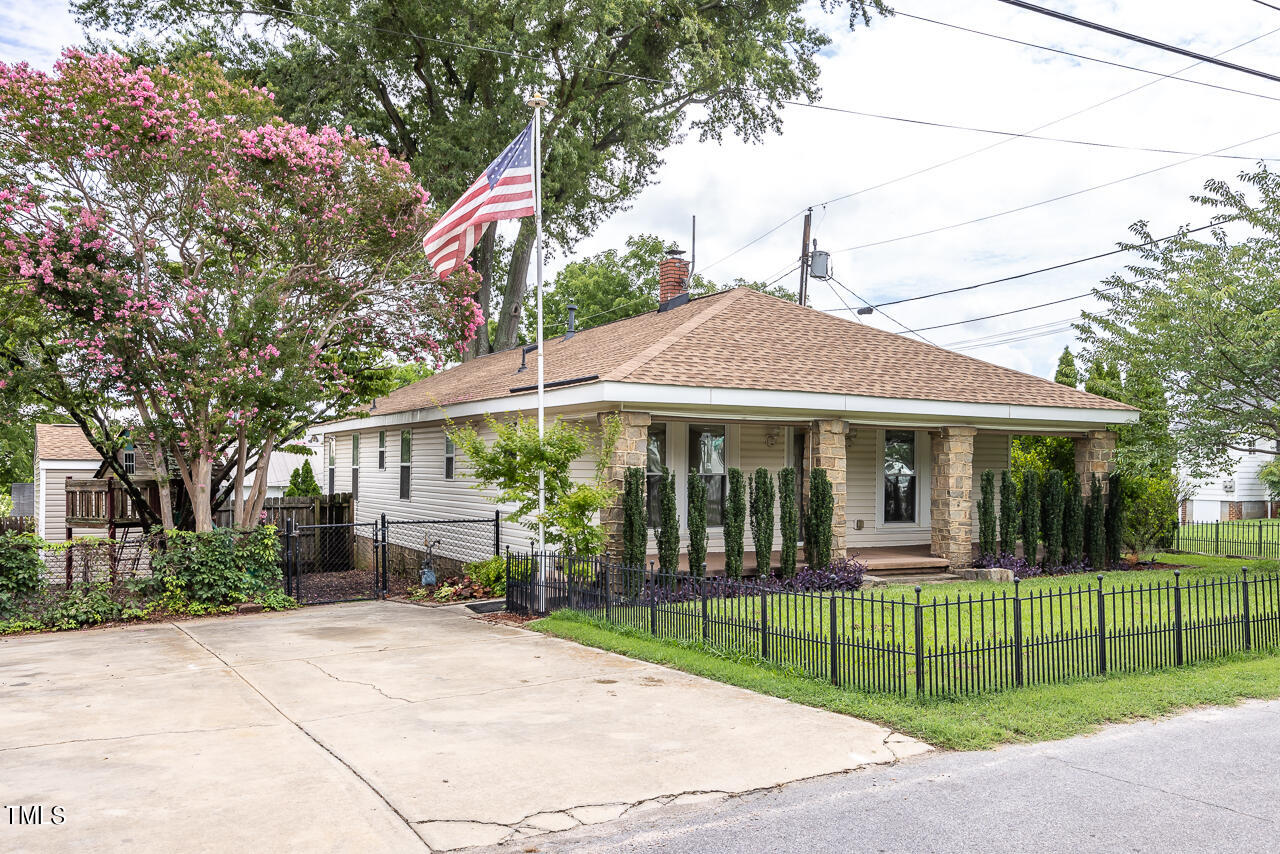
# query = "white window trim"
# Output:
<box><xmin>875</xmin><ymin>428</ymin><xmax>931</xmax><ymax>531</ymax></box>
<box><xmin>399</xmin><ymin>429</ymin><xmax>412</xmax><ymax>500</ymax></box>
<box><xmin>378</xmin><ymin>430</ymin><xmax>387</xmax><ymax>471</ymax></box>
<box><xmin>444</xmin><ymin>435</ymin><xmax>456</xmax><ymax>480</ymax></box>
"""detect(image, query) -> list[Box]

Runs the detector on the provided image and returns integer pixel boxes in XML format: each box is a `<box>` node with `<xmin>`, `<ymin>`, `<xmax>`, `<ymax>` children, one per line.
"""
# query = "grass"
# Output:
<box><xmin>1174</xmin><ymin>519</ymin><xmax>1280</xmax><ymax>559</ymax></box>
<box><xmin>532</xmin><ymin>608</ymin><xmax>1280</xmax><ymax>750</ymax></box>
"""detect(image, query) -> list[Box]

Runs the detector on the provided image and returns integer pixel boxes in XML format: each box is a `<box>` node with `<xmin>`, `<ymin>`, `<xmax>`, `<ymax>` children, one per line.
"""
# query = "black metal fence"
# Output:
<box><xmin>282</xmin><ymin>514</ymin><xmax>500</xmax><ymax>605</ymax></box>
<box><xmin>1174</xmin><ymin>519</ymin><xmax>1280</xmax><ymax>560</ymax></box>
<box><xmin>507</xmin><ymin>553</ymin><xmax>1280</xmax><ymax>698</ymax></box>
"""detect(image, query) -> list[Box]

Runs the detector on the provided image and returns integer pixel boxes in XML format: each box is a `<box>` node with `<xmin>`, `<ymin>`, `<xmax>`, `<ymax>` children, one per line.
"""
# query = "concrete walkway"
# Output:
<box><xmin>0</xmin><ymin>601</ymin><xmax>926</xmax><ymax>852</ymax></box>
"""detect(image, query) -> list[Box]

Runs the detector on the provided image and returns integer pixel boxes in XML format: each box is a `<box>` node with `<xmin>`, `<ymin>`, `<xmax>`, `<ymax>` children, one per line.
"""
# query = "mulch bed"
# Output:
<box><xmin>474</xmin><ymin>611</ymin><xmax>537</xmax><ymax>627</ymax></box>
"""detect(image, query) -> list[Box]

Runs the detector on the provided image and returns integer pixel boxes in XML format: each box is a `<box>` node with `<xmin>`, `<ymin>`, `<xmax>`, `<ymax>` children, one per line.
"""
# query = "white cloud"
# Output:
<box><xmin>6</xmin><ymin>0</ymin><xmax>1278</xmax><ymax>383</ymax></box>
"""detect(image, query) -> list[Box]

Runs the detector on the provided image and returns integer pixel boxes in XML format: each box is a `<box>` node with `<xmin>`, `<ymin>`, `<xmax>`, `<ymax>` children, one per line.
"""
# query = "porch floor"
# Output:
<box><xmin>645</xmin><ymin>544</ymin><xmax>952</xmax><ymax>576</ymax></box>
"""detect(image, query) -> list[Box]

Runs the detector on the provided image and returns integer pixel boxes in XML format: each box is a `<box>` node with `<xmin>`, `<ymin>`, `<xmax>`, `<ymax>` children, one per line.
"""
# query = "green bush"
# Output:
<box><xmin>725</xmin><ymin>468</ymin><xmax>746</xmax><ymax>579</ymax></box>
<box><xmin>687</xmin><ymin>472</ymin><xmax>707</xmax><ymax>577</ymax></box>
<box><xmin>749</xmin><ymin>467</ymin><xmax>776</xmax><ymax>578</ymax></box>
<box><xmin>622</xmin><ymin>467</ymin><xmax>646</xmax><ymax>568</ymax></box>
<box><xmin>655</xmin><ymin>468</ymin><xmax>679</xmax><ymax>576</ymax></box>
<box><xmin>978</xmin><ymin>470</ymin><xmax>997</xmax><ymax>558</ymax></box>
<box><xmin>1021</xmin><ymin>470</ymin><xmax>1040</xmax><ymax>563</ymax></box>
<box><xmin>465</xmin><ymin>555</ymin><xmax>507</xmax><ymax>595</ymax></box>
<box><xmin>0</xmin><ymin>530</ymin><xmax>46</xmax><ymax>615</ymax></box>
<box><xmin>285</xmin><ymin>459</ymin><xmax>322</xmax><ymax>497</ymax></box>
<box><xmin>999</xmin><ymin>470</ymin><xmax>1019</xmax><ymax>556</ymax></box>
<box><xmin>1064</xmin><ymin>474</ymin><xmax>1085</xmax><ymax>565</ymax></box>
<box><xmin>150</xmin><ymin>525</ymin><xmax>282</xmax><ymax>606</ymax></box>
<box><xmin>778</xmin><ymin>467</ymin><xmax>798</xmax><ymax>578</ymax></box>
<box><xmin>1086</xmin><ymin>473</ymin><xmax>1106</xmax><ymax>570</ymax></box>
<box><xmin>1122</xmin><ymin>475</ymin><xmax>1176</xmax><ymax>561</ymax></box>
<box><xmin>1105</xmin><ymin>471</ymin><xmax>1125</xmax><ymax>568</ymax></box>
<box><xmin>804</xmin><ymin>468</ymin><xmax>834</xmax><ymax>571</ymax></box>
<box><xmin>1042</xmin><ymin>470</ymin><xmax>1065</xmax><ymax>568</ymax></box>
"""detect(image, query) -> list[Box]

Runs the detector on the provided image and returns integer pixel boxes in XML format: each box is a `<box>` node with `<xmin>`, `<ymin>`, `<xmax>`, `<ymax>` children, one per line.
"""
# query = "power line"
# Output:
<box><xmin>827</xmin><ymin>275</ymin><xmax>939</xmax><ymax>345</ymax></box>
<box><xmin>903</xmin><ymin>287</ymin><xmax>1122</xmax><ymax>334</ymax></box>
<box><xmin>942</xmin><ymin>315</ymin><xmax>1081</xmax><ymax>349</ymax></box>
<box><xmin>993</xmin><ymin>0</ymin><xmax>1280</xmax><ymax>84</ymax></box>
<box><xmin>829</xmin><ymin>129</ymin><xmax>1280</xmax><ymax>255</ymax></box>
<box><xmin>1253</xmin><ymin>0</ymin><xmax>1280</xmax><ymax>13</ymax></box>
<box><xmin>869</xmin><ymin>221</ymin><xmax>1223</xmax><ymax>309</ymax></box>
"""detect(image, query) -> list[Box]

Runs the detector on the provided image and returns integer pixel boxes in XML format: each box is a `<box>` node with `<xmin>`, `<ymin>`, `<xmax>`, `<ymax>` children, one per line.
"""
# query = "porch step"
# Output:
<box><xmin>864</xmin><ymin>571</ymin><xmax>961</xmax><ymax>587</ymax></box>
<box><xmin>863</xmin><ymin>561</ymin><xmax>951</xmax><ymax>576</ymax></box>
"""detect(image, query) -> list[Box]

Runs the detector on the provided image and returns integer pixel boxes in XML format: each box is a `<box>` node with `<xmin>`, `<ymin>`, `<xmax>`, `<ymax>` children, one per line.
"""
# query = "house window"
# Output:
<box><xmin>351</xmin><ymin>433</ymin><xmax>360</xmax><ymax>501</ymax></box>
<box><xmin>690</xmin><ymin>424</ymin><xmax>726</xmax><ymax>527</ymax></box>
<box><xmin>327</xmin><ymin>438</ymin><xmax>336</xmax><ymax>495</ymax></box>
<box><xmin>378</xmin><ymin>430</ymin><xmax>387</xmax><ymax>470</ymax></box>
<box><xmin>883</xmin><ymin>430</ymin><xmax>916</xmax><ymax>524</ymax></box>
<box><xmin>399</xmin><ymin>430</ymin><xmax>411</xmax><ymax>500</ymax></box>
<box><xmin>123</xmin><ymin>437</ymin><xmax>136</xmax><ymax>475</ymax></box>
<box><xmin>444</xmin><ymin>435</ymin><xmax>456</xmax><ymax>480</ymax></box>
<box><xmin>645</xmin><ymin>424</ymin><xmax>667</xmax><ymax>527</ymax></box>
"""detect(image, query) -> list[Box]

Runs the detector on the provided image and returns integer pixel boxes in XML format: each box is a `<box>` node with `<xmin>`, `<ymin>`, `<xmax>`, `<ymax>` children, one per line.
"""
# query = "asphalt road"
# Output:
<box><xmin>498</xmin><ymin>699</ymin><xmax>1280</xmax><ymax>854</ymax></box>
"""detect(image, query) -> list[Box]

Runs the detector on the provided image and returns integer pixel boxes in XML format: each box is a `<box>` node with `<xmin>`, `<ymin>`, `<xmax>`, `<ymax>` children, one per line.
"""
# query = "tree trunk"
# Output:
<box><xmin>191</xmin><ymin>453</ymin><xmax>214</xmax><ymax>533</ymax></box>
<box><xmin>493</xmin><ymin>217</ymin><xmax>536</xmax><ymax>352</ymax></box>
<box><xmin>464</xmin><ymin>227</ymin><xmax>497</xmax><ymax>361</ymax></box>
<box><xmin>244</xmin><ymin>432</ymin><xmax>276</xmax><ymax>526</ymax></box>
<box><xmin>148</xmin><ymin>441</ymin><xmax>174</xmax><ymax>530</ymax></box>
<box><xmin>232</xmin><ymin>424</ymin><xmax>247</xmax><ymax>526</ymax></box>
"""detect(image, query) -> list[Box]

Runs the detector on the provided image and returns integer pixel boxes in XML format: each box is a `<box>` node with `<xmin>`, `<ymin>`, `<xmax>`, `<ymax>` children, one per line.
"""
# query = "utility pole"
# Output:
<box><xmin>797</xmin><ymin>207</ymin><xmax>812</xmax><ymax>307</ymax></box>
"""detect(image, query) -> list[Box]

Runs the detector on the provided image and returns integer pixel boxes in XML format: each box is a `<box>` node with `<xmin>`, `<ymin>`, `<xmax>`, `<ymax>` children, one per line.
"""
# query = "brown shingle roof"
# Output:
<box><xmin>364</xmin><ymin>288</ymin><xmax>1134</xmax><ymax>417</ymax></box>
<box><xmin>34</xmin><ymin>424</ymin><xmax>100</xmax><ymax>461</ymax></box>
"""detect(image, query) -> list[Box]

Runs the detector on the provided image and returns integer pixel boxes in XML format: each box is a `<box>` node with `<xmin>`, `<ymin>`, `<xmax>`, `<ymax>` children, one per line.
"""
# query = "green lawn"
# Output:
<box><xmin>532</xmin><ymin>608</ymin><xmax>1280</xmax><ymax>750</ymax></box>
<box><xmin>1174</xmin><ymin>519</ymin><xmax>1280</xmax><ymax>559</ymax></box>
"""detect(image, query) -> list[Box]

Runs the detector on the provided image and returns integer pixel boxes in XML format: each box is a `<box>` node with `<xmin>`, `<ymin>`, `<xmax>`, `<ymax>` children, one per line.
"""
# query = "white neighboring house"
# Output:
<box><xmin>1180</xmin><ymin>439</ymin><xmax>1280</xmax><ymax>523</ymax></box>
<box><xmin>32</xmin><ymin>424</ymin><xmax>104</xmax><ymax>543</ymax></box>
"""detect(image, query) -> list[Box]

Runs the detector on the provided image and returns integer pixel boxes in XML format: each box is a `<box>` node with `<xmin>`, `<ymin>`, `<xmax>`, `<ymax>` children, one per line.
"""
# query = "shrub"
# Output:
<box><xmin>1105</xmin><ymin>471</ymin><xmax>1125</xmax><ymax>568</ymax></box>
<box><xmin>150</xmin><ymin>525</ymin><xmax>282</xmax><ymax>606</ymax></box>
<box><xmin>285</xmin><ymin>459</ymin><xmax>322</xmax><ymax>497</ymax></box>
<box><xmin>1086</xmin><ymin>473</ymin><xmax>1106</xmax><ymax>570</ymax></box>
<box><xmin>622</xmin><ymin>467</ymin><xmax>646</xmax><ymax>568</ymax></box>
<box><xmin>777</xmin><ymin>467</ymin><xmax>798</xmax><ymax>578</ymax></box>
<box><xmin>1064</xmin><ymin>474</ymin><xmax>1085</xmax><ymax>565</ymax></box>
<box><xmin>687</xmin><ymin>472</ymin><xmax>707</xmax><ymax>577</ymax></box>
<box><xmin>804</xmin><ymin>468</ymin><xmax>834</xmax><ymax>572</ymax></box>
<box><xmin>724</xmin><ymin>468</ymin><xmax>746</xmax><ymax>579</ymax></box>
<box><xmin>999</xmin><ymin>470</ymin><xmax>1019</xmax><ymax>557</ymax></box>
<box><xmin>790</xmin><ymin>557</ymin><xmax>865</xmax><ymax>591</ymax></box>
<box><xmin>1122</xmin><ymin>475</ymin><xmax>1177</xmax><ymax>561</ymax></box>
<box><xmin>0</xmin><ymin>530</ymin><xmax>46</xmax><ymax>615</ymax></box>
<box><xmin>748</xmin><ymin>467</ymin><xmax>775</xmax><ymax>578</ymax></box>
<box><xmin>655</xmin><ymin>468</ymin><xmax>679</xmax><ymax>576</ymax></box>
<box><xmin>978</xmin><ymin>469</ymin><xmax>997</xmax><ymax>559</ymax></box>
<box><xmin>465</xmin><ymin>555</ymin><xmax>507</xmax><ymax>595</ymax></box>
<box><xmin>1021</xmin><ymin>470</ymin><xmax>1040</xmax><ymax>563</ymax></box>
<box><xmin>1042</xmin><ymin>470</ymin><xmax>1065</xmax><ymax>568</ymax></box>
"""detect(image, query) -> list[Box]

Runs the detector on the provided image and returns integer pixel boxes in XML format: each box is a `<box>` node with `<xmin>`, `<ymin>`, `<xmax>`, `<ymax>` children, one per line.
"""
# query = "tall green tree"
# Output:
<box><xmin>1041</xmin><ymin>470</ymin><xmax>1064</xmax><ymax>568</ymax></box>
<box><xmin>724</xmin><ymin>467</ymin><xmax>746</xmax><ymax>579</ymax></box>
<box><xmin>748</xmin><ymin>467</ymin><xmax>776</xmax><ymax>577</ymax></box>
<box><xmin>777</xmin><ymin>467</ymin><xmax>798</xmax><ymax>578</ymax></box>
<box><xmin>1064</xmin><ymin>474</ymin><xmax>1085</xmax><ymax>565</ymax></box>
<box><xmin>1021</xmin><ymin>470</ymin><xmax>1041</xmax><ymax>564</ymax></box>
<box><xmin>622</xmin><ymin>467</ymin><xmax>647</xmax><ymax>567</ymax></box>
<box><xmin>79</xmin><ymin>0</ymin><xmax>889</xmax><ymax>358</ymax></box>
<box><xmin>687</xmin><ymin>472</ymin><xmax>708</xmax><ymax>577</ymax></box>
<box><xmin>284</xmin><ymin>460</ymin><xmax>322</xmax><ymax>498</ymax></box>
<box><xmin>1054</xmin><ymin>347</ymin><xmax>1080</xmax><ymax>388</ymax></box>
<box><xmin>804</xmin><ymin>468</ymin><xmax>834</xmax><ymax>570</ymax></box>
<box><xmin>1105</xmin><ymin>471</ymin><xmax>1125</xmax><ymax>568</ymax></box>
<box><xmin>1086</xmin><ymin>474</ymin><xmax>1106</xmax><ymax>570</ymax></box>
<box><xmin>978</xmin><ymin>469</ymin><xmax>997</xmax><ymax>558</ymax></box>
<box><xmin>655</xmin><ymin>468</ymin><xmax>679</xmax><ymax>576</ymax></box>
<box><xmin>999</xmin><ymin>470</ymin><xmax>1019</xmax><ymax>557</ymax></box>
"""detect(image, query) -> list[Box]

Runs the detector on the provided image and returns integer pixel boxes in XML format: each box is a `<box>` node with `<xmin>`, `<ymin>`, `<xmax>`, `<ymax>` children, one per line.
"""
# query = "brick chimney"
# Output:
<box><xmin>658</xmin><ymin>247</ymin><xmax>690</xmax><ymax>310</ymax></box>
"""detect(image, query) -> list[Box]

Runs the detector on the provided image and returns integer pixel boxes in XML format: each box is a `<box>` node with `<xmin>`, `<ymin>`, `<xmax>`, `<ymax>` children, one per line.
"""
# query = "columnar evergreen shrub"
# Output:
<box><xmin>1064</xmin><ymin>474</ymin><xmax>1085</xmax><ymax>565</ymax></box>
<box><xmin>978</xmin><ymin>469</ymin><xmax>997</xmax><ymax>558</ymax></box>
<box><xmin>748</xmin><ymin>467</ymin><xmax>776</xmax><ymax>578</ymax></box>
<box><xmin>724</xmin><ymin>467</ymin><xmax>746</xmax><ymax>579</ymax></box>
<box><xmin>804</xmin><ymin>468</ymin><xmax>834</xmax><ymax>571</ymax></box>
<box><xmin>686</xmin><ymin>472</ymin><xmax>708</xmax><ymax>577</ymax></box>
<box><xmin>1105</xmin><ymin>471</ymin><xmax>1125</xmax><ymax>568</ymax></box>
<box><xmin>778</xmin><ymin>467</ymin><xmax>798</xmax><ymax>578</ymax></box>
<box><xmin>655</xmin><ymin>469</ymin><xmax>680</xmax><ymax>576</ymax></box>
<box><xmin>285</xmin><ymin>460</ymin><xmax>322</xmax><ymax>497</ymax></box>
<box><xmin>1042</xmin><ymin>470</ymin><xmax>1065</xmax><ymax>568</ymax></box>
<box><xmin>999</xmin><ymin>470</ymin><xmax>1019</xmax><ymax>556</ymax></box>
<box><xmin>1086</xmin><ymin>473</ymin><xmax>1106</xmax><ymax>569</ymax></box>
<box><xmin>1021</xmin><ymin>470</ymin><xmax>1041</xmax><ymax>563</ymax></box>
<box><xmin>621</xmin><ymin>467</ymin><xmax>646</xmax><ymax>568</ymax></box>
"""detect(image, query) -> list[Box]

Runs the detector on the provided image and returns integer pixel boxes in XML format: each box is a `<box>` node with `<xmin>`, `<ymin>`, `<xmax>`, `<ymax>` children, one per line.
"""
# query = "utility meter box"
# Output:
<box><xmin>809</xmin><ymin>249</ymin><xmax>831</xmax><ymax>280</ymax></box>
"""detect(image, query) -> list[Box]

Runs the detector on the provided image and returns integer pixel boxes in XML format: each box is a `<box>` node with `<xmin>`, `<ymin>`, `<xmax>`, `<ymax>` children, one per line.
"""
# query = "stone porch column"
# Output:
<box><xmin>809</xmin><ymin>419</ymin><xmax>849</xmax><ymax>556</ymax></box>
<box><xmin>1074</xmin><ymin>429</ymin><xmax>1117</xmax><ymax>497</ymax></box>
<box><xmin>598</xmin><ymin>411</ymin><xmax>650</xmax><ymax>559</ymax></box>
<box><xmin>930</xmin><ymin>426</ymin><xmax>977</xmax><ymax>570</ymax></box>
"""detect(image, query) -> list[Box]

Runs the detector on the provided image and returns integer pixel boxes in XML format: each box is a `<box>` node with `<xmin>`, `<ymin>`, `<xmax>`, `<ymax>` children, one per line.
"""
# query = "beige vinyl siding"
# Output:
<box><xmin>846</xmin><ymin>428</ymin><xmax>933</xmax><ymax>548</ymax></box>
<box><xmin>39</xmin><ymin>464</ymin><xmax>103</xmax><ymax>543</ymax></box>
<box><xmin>971</xmin><ymin>432</ymin><xmax>1011</xmax><ymax>538</ymax></box>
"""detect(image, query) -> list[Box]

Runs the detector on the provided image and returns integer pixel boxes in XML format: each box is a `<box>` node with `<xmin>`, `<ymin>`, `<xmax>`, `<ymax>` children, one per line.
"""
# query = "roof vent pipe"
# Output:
<box><xmin>564</xmin><ymin>304</ymin><xmax>577</xmax><ymax>340</ymax></box>
<box><xmin>517</xmin><ymin>343</ymin><xmax>537</xmax><ymax>373</ymax></box>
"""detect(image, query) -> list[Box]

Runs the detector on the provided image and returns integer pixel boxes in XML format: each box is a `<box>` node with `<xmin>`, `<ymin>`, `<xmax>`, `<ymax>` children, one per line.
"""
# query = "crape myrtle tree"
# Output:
<box><xmin>76</xmin><ymin>0</ymin><xmax>890</xmax><ymax>358</ymax></box>
<box><xmin>0</xmin><ymin>52</ymin><xmax>481</xmax><ymax>531</ymax></box>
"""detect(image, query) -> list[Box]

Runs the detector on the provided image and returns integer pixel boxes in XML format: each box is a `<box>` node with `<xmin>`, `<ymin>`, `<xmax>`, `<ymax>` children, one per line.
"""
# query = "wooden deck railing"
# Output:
<box><xmin>64</xmin><ymin>477</ymin><xmax>160</xmax><ymax>527</ymax></box>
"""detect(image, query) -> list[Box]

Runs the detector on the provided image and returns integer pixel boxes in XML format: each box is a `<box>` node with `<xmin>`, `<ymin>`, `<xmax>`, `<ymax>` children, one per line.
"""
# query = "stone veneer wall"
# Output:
<box><xmin>930</xmin><ymin>426</ymin><xmax>977</xmax><ymax>569</ymax></box>
<box><xmin>809</xmin><ymin>419</ymin><xmax>849</xmax><ymax>556</ymax></box>
<box><xmin>598</xmin><ymin>411</ymin><xmax>650</xmax><ymax>560</ymax></box>
<box><xmin>1075</xmin><ymin>429</ymin><xmax>1118</xmax><ymax>497</ymax></box>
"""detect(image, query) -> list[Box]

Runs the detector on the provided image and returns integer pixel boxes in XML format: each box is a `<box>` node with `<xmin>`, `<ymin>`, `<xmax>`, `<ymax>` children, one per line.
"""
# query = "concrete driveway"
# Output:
<box><xmin>0</xmin><ymin>601</ymin><xmax>926</xmax><ymax>852</ymax></box>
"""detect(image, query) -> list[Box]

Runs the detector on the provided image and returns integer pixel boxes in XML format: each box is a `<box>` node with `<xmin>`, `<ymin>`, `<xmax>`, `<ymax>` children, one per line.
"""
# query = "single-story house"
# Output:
<box><xmin>1180</xmin><ymin>439</ymin><xmax>1280</xmax><ymax>522</ymax></box>
<box><xmin>317</xmin><ymin>254</ymin><xmax>1137</xmax><ymax>577</ymax></box>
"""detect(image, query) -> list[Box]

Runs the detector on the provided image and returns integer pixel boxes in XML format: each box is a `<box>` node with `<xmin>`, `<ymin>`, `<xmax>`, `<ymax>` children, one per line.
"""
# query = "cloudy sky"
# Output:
<box><xmin>4</xmin><ymin>0</ymin><xmax>1279</xmax><ymax>381</ymax></box>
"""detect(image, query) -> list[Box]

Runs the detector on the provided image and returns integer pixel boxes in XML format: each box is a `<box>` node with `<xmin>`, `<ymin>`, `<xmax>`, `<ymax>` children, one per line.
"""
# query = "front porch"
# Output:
<box><xmin>646</xmin><ymin>544</ymin><xmax>951</xmax><ymax>577</ymax></box>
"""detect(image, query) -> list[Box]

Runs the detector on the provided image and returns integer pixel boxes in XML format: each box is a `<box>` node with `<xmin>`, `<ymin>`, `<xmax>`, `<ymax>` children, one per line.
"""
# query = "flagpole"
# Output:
<box><xmin>528</xmin><ymin>93</ymin><xmax>548</xmax><ymax>565</ymax></box>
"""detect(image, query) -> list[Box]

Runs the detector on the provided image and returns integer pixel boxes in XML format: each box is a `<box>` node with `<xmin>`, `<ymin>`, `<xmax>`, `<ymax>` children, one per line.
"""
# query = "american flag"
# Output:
<box><xmin>423</xmin><ymin>122</ymin><xmax>536</xmax><ymax>280</ymax></box>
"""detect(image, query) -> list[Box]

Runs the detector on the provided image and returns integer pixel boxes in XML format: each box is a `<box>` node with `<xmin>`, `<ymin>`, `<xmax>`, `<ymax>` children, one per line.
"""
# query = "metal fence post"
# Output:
<box><xmin>1259</xmin><ymin>523</ymin><xmax>1264</xmax><ymax>560</ymax></box>
<box><xmin>1215</xmin><ymin>520</ymin><xmax>1220</xmax><ymax>555</ymax></box>
<box><xmin>493</xmin><ymin>509</ymin><xmax>501</xmax><ymax>556</ymax></box>
<box><xmin>1173</xmin><ymin>570</ymin><xmax>1184</xmax><ymax>666</ymax></box>
<box><xmin>284</xmin><ymin>518</ymin><xmax>294</xmax><ymax>597</ymax></box>
<box><xmin>760</xmin><ymin>588</ymin><xmax>769</xmax><ymax>661</ymax></box>
<box><xmin>650</xmin><ymin>582</ymin><xmax>658</xmax><ymax>637</ymax></box>
<box><xmin>1242</xmin><ymin>567</ymin><xmax>1252</xmax><ymax>651</ymax></box>
<box><xmin>829</xmin><ymin>594</ymin><xmax>839</xmax><ymax>687</ymax></box>
<box><xmin>701</xmin><ymin>581</ymin><xmax>710</xmax><ymax>643</ymax></box>
<box><xmin>504</xmin><ymin>548</ymin><xmax>512</xmax><ymax>613</ymax></box>
<box><xmin>1096</xmin><ymin>574</ymin><xmax>1107</xmax><ymax>675</ymax></box>
<box><xmin>913</xmin><ymin>586</ymin><xmax>924</xmax><ymax>697</ymax></box>
<box><xmin>1012</xmin><ymin>579</ymin><xmax>1024</xmax><ymax>688</ymax></box>
<box><xmin>379</xmin><ymin>513</ymin><xmax>388</xmax><ymax>599</ymax></box>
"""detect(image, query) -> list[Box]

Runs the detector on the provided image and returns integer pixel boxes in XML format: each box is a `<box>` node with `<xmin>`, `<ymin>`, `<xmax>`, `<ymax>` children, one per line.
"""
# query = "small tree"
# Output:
<box><xmin>1105</xmin><ymin>471</ymin><xmax>1126</xmax><ymax>568</ymax></box>
<box><xmin>1042</xmin><ymin>470</ymin><xmax>1065</xmax><ymax>568</ymax></box>
<box><xmin>999</xmin><ymin>471</ymin><xmax>1019</xmax><ymax>557</ymax></box>
<box><xmin>749</xmin><ymin>467</ymin><xmax>776</xmax><ymax>578</ymax></box>
<box><xmin>284</xmin><ymin>460</ymin><xmax>322</xmax><ymax>498</ymax></box>
<box><xmin>778</xmin><ymin>467</ymin><xmax>799</xmax><ymax>578</ymax></box>
<box><xmin>978</xmin><ymin>469</ymin><xmax>997</xmax><ymax>558</ymax></box>
<box><xmin>656</xmin><ymin>468</ymin><xmax>680</xmax><ymax>576</ymax></box>
<box><xmin>448</xmin><ymin>414</ymin><xmax>620</xmax><ymax>556</ymax></box>
<box><xmin>622</xmin><ymin>467</ymin><xmax>646</xmax><ymax>568</ymax></box>
<box><xmin>1064</xmin><ymin>474</ymin><xmax>1085</xmax><ymax>565</ymax></box>
<box><xmin>1260</xmin><ymin>459</ymin><xmax>1280</xmax><ymax>504</ymax></box>
<box><xmin>724</xmin><ymin>468</ymin><xmax>747</xmax><ymax>579</ymax></box>
<box><xmin>1123</xmin><ymin>475</ymin><xmax>1178</xmax><ymax>561</ymax></box>
<box><xmin>1021</xmin><ymin>470</ymin><xmax>1041</xmax><ymax>564</ymax></box>
<box><xmin>1086</xmin><ymin>473</ymin><xmax>1106</xmax><ymax>569</ymax></box>
<box><xmin>687</xmin><ymin>473</ymin><xmax>708</xmax><ymax>577</ymax></box>
<box><xmin>804</xmin><ymin>468</ymin><xmax>834</xmax><ymax>570</ymax></box>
